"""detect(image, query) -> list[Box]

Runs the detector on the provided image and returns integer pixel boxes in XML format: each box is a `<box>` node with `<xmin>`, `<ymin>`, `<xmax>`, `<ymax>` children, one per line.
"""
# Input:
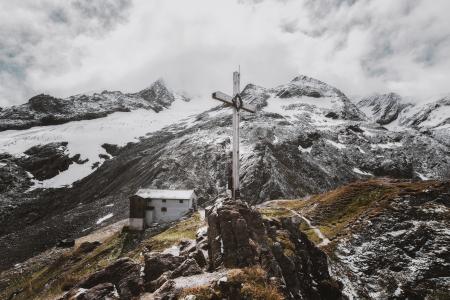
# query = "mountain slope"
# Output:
<box><xmin>0</xmin><ymin>79</ymin><xmax>186</xmax><ymax>132</ymax></box>
<box><xmin>265</xmin><ymin>179</ymin><xmax>450</xmax><ymax>299</ymax></box>
<box><xmin>0</xmin><ymin>75</ymin><xmax>449</xmax><ymax>271</ymax></box>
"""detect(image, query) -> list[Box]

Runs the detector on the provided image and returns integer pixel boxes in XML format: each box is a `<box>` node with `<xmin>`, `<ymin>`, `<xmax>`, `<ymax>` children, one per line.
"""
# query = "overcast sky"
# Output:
<box><xmin>1</xmin><ymin>0</ymin><xmax>449</xmax><ymax>107</ymax></box>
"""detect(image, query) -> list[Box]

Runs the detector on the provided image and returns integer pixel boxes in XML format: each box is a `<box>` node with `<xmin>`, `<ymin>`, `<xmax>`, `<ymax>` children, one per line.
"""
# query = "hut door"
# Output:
<box><xmin>145</xmin><ymin>209</ymin><xmax>154</xmax><ymax>226</ymax></box>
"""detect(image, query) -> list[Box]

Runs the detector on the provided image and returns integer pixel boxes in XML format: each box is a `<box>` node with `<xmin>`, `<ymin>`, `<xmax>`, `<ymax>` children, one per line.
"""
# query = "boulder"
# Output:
<box><xmin>152</xmin><ymin>280</ymin><xmax>177</xmax><ymax>300</ymax></box>
<box><xmin>170</xmin><ymin>258</ymin><xmax>202</xmax><ymax>278</ymax></box>
<box><xmin>73</xmin><ymin>257</ymin><xmax>143</xmax><ymax>300</ymax></box>
<box><xmin>144</xmin><ymin>252</ymin><xmax>184</xmax><ymax>282</ymax></box>
<box><xmin>76</xmin><ymin>241</ymin><xmax>101</xmax><ymax>254</ymax></box>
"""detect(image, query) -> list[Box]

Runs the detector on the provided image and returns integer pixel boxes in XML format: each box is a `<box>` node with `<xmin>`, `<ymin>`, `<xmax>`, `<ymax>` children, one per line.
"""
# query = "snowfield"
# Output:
<box><xmin>0</xmin><ymin>98</ymin><xmax>214</xmax><ymax>189</ymax></box>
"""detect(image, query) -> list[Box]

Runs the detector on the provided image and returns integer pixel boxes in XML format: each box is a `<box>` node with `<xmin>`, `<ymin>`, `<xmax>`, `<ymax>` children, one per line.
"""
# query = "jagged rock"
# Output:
<box><xmin>61</xmin><ymin>283</ymin><xmax>119</xmax><ymax>300</ymax></box>
<box><xmin>101</xmin><ymin>143</ymin><xmax>121</xmax><ymax>156</ymax></box>
<box><xmin>152</xmin><ymin>280</ymin><xmax>177</xmax><ymax>300</ymax></box>
<box><xmin>206</xmin><ymin>198</ymin><xmax>273</xmax><ymax>269</ymax></box>
<box><xmin>143</xmin><ymin>252</ymin><xmax>184</xmax><ymax>282</ymax></box>
<box><xmin>179</xmin><ymin>239</ymin><xmax>196</xmax><ymax>256</ymax></box>
<box><xmin>189</xmin><ymin>249</ymin><xmax>207</xmax><ymax>268</ymax></box>
<box><xmin>206</xmin><ymin>199</ymin><xmax>345</xmax><ymax>299</ymax></box>
<box><xmin>72</xmin><ymin>257</ymin><xmax>143</xmax><ymax>300</ymax></box>
<box><xmin>147</xmin><ymin>271</ymin><xmax>172</xmax><ymax>293</ymax></box>
<box><xmin>170</xmin><ymin>258</ymin><xmax>202</xmax><ymax>278</ymax></box>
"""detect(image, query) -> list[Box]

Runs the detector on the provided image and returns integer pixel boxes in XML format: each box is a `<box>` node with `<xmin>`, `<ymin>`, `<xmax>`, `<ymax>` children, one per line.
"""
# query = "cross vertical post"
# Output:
<box><xmin>232</xmin><ymin>71</ymin><xmax>240</xmax><ymax>200</ymax></box>
<box><xmin>212</xmin><ymin>71</ymin><xmax>256</xmax><ymax>201</ymax></box>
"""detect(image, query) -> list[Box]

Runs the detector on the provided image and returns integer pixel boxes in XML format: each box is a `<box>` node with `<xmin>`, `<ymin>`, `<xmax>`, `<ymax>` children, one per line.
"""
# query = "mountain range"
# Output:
<box><xmin>0</xmin><ymin>75</ymin><xmax>448</xmax><ymax>299</ymax></box>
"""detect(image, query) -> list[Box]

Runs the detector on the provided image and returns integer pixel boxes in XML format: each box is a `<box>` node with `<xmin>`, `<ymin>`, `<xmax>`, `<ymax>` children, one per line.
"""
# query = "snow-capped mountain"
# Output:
<box><xmin>0</xmin><ymin>79</ymin><xmax>188</xmax><ymax>131</ymax></box>
<box><xmin>0</xmin><ymin>80</ymin><xmax>211</xmax><ymax>189</ymax></box>
<box><xmin>357</xmin><ymin>93</ymin><xmax>450</xmax><ymax>130</ymax></box>
<box><xmin>0</xmin><ymin>75</ymin><xmax>449</xmax><ymax>273</ymax></box>
<box><xmin>357</xmin><ymin>92</ymin><xmax>411</xmax><ymax>125</ymax></box>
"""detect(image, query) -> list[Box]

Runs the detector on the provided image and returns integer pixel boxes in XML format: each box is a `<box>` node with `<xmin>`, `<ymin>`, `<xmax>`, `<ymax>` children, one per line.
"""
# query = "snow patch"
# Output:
<box><xmin>352</xmin><ymin>168</ymin><xmax>373</xmax><ymax>176</ymax></box>
<box><xmin>0</xmin><ymin>98</ymin><xmax>212</xmax><ymax>189</ymax></box>
<box><xmin>370</xmin><ymin>142</ymin><xmax>403</xmax><ymax>149</ymax></box>
<box><xmin>96</xmin><ymin>213</ymin><xmax>113</xmax><ymax>225</ymax></box>
<box><xmin>325</xmin><ymin>139</ymin><xmax>347</xmax><ymax>149</ymax></box>
<box><xmin>298</xmin><ymin>145</ymin><xmax>312</xmax><ymax>153</ymax></box>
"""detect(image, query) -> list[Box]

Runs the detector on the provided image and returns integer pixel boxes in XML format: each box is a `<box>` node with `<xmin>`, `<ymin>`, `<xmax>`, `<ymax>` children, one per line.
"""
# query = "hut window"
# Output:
<box><xmin>162</xmin><ymin>199</ymin><xmax>166</xmax><ymax>203</ymax></box>
<box><xmin>179</xmin><ymin>200</ymin><xmax>184</xmax><ymax>203</ymax></box>
<box><xmin>161</xmin><ymin>207</ymin><xmax>167</xmax><ymax>212</ymax></box>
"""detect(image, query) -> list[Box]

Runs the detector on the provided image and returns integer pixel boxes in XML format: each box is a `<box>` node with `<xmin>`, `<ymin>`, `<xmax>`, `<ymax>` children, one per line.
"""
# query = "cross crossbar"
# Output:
<box><xmin>212</xmin><ymin>91</ymin><xmax>256</xmax><ymax>113</ymax></box>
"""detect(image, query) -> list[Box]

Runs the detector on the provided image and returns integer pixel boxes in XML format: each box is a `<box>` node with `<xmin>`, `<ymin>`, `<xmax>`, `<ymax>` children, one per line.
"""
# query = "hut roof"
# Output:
<box><xmin>135</xmin><ymin>189</ymin><xmax>195</xmax><ymax>200</ymax></box>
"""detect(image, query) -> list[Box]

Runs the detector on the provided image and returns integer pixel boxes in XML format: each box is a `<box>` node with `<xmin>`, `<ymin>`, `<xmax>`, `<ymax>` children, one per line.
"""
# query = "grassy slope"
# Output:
<box><xmin>1</xmin><ymin>213</ymin><xmax>202</xmax><ymax>300</ymax></box>
<box><xmin>261</xmin><ymin>178</ymin><xmax>448</xmax><ymax>252</ymax></box>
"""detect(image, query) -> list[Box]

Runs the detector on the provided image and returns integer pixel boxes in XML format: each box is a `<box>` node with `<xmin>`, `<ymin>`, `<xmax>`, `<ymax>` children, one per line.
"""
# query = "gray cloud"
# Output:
<box><xmin>0</xmin><ymin>0</ymin><xmax>449</xmax><ymax>106</ymax></box>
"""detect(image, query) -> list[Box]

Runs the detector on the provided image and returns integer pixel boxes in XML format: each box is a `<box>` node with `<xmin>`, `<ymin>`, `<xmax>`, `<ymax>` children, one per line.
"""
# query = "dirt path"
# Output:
<box><xmin>286</xmin><ymin>209</ymin><xmax>331</xmax><ymax>246</ymax></box>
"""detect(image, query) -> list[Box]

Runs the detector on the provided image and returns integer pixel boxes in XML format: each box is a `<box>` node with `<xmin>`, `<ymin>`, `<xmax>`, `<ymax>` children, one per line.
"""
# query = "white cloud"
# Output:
<box><xmin>1</xmin><ymin>0</ymin><xmax>449</xmax><ymax>106</ymax></box>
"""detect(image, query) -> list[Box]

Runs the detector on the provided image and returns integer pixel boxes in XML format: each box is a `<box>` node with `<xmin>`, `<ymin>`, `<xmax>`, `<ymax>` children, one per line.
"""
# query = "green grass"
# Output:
<box><xmin>258</xmin><ymin>207</ymin><xmax>293</xmax><ymax>219</ymax></box>
<box><xmin>2</xmin><ymin>212</ymin><xmax>204</xmax><ymax>300</ymax></box>
<box><xmin>140</xmin><ymin>212</ymin><xmax>202</xmax><ymax>252</ymax></box>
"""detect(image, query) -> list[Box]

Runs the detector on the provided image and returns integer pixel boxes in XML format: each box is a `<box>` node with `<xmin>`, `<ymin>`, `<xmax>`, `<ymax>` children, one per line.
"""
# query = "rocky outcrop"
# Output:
<box><xmin>62</xmin><ymin>257</ymin><xmax>143</xmax><ymax>300</ymax></box>
<box><xmin>17</xmin><ymin>142</ymin><xmax>84</xmax><ymax>180</ymax></box>
<box><xmin>206</xmin><ymin>199</ymin><xmax>271</xmax><ymax>269</ymax></box>
<box><xmin>144</xmin><ymin>252</ymin><xmax>185</xmax><ymax>283</ymax></box>
<box><xmin>206</xmin><ymin>197</ymin><xmax>346</xmax><ymax>299</ymax></box>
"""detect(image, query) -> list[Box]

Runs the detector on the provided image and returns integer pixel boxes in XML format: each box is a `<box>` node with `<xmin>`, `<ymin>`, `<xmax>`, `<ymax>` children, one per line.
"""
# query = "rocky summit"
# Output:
<box><xmin>0</xmin><ymin>75</ymin><xmax>449</xmax><ymax>299</ymax></box>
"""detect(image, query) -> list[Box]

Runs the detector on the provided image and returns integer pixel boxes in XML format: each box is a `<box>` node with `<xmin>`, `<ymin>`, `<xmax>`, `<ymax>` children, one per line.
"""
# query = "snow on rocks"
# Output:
<box><xmin>96</xmin><ymin>213</ymin><xmax>114</xmax><ymax>225</ymax></box>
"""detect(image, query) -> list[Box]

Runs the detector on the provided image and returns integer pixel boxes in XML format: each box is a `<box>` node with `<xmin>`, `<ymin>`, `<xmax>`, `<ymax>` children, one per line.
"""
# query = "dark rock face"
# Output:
<box><xmin>101</xmin><ymin>143</ymin><xmax>122</xmax><ymax>156</ymax></box>
<box><xmin>67</xmin><ymin>257</ymin><xmax>143</xmax><ymax>300</ymax></box>
<box><xmin>207</xmin><ymin>199</ymin><xmax>272</xmax><ymax>269</ymax></box>
<box><xmin>332</xmin><ymin>182</ymin><xmax>450</xmax><ymax>299</ymax></box>
<box><xmin>357</xmin><ymin>93</ymin><xmax>407</xmax><ymax>125</ymax></box>
<box><xmin>206</xmin><ymin>198</ymin><xmax>345</xmax><ymax>299</ymax></box>
<box><xmin>268</xmin><ymin>217</ymin><xmax>342</xmax><ymax>299</ymax></box>
<box><xmin>17</xmin><ymin>142</ymin><xmax>82</xmax><ymax>180</ymax></box>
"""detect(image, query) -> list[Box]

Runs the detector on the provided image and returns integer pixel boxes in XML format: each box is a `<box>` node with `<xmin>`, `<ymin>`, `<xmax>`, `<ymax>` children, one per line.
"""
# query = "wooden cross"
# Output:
<box><xmin>212</xmin><ymin>71</ymin><xmax>256</xmax><ymax>200</ymax></box>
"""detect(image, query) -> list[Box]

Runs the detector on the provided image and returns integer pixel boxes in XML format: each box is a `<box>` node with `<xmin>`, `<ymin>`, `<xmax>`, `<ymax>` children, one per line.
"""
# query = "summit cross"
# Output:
<box><xmin>212</xmin><ymin>71</ymin><xmax>256</xmax><ymax>200</ymax></box>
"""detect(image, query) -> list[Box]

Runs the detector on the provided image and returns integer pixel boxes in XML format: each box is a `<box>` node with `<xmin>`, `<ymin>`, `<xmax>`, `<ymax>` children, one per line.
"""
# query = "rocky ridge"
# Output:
<box><xmin>0</xmin><ymin>79</ymin><xmax>188</xmax><ymax>131</ymax></box>
<box><xmin>264</xmin><ymin>179</ymin><xmax>450</xmax><ymax>299</ymax></box>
